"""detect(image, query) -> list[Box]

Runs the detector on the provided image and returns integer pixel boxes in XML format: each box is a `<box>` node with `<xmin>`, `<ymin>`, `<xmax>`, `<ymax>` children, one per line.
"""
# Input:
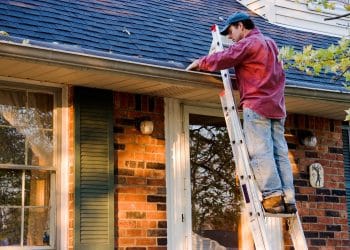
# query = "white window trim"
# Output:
<box><xmin>58</xmin><ymin>85</ymin><xmax>69</xmax><ymax>250</ymax></box>
<box><xmin>0</xmin><ymin>77</ymin><xmax>69</xmax><ymax>250</ymax></box>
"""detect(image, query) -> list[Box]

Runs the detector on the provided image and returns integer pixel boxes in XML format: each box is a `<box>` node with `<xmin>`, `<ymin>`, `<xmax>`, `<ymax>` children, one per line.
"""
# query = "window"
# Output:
<box><xmin>0</xmin><ymin>86</ymin><xmax>57</xmax><ymax>249</ymax></box>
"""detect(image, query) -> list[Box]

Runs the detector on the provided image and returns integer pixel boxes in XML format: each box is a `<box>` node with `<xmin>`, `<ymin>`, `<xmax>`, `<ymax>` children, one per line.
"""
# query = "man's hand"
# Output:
<box><xmin>186</xmin><ymin>59</ymin><xmax>200</xmax><ymax>71</ymax></box>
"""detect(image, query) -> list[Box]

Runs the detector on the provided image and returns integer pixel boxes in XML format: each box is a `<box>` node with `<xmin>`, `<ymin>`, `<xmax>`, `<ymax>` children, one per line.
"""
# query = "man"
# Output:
<box><xmin>186</xmin><ymin>12</ymin><xmax>296</xmax><ymax>214</ymax></box>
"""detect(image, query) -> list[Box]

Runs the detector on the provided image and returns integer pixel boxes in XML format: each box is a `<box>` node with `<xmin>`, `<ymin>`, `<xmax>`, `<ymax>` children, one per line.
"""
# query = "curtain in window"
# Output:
<box><xmin>0</xmin><ymin>88</ymin><xmax>53</xmax><ymax>247</ymax></box>
<box><xmin>0</xmin><ymin>90</ymin><xmax>53</xmax><ymax>166</ymax></box>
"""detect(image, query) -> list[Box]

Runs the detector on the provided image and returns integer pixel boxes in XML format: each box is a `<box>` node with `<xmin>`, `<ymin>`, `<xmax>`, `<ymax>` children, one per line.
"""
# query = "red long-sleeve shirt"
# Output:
<box><xmin>198</xmin><ymin>28</ymin><xmax>286</xmax><ymax>119</ymax></box>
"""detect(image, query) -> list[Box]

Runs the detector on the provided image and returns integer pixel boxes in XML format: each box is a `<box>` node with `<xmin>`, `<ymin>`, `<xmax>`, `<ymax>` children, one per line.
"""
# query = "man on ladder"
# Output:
<box><xmin>186</xmin><ymin>11</ymin><xmax>297</xmax><ymax>214</ymax></box>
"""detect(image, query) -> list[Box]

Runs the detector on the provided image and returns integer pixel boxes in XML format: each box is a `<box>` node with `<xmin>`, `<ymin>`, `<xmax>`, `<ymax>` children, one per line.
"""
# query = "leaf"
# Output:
<box><xmin>345</xmin><ymin>108</ymin><xmax>350</xmax><ymax>121</ymax></box>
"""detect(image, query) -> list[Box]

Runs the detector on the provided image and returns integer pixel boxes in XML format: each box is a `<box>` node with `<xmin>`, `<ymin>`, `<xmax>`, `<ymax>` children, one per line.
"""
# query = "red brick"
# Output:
<box><xmin>135</xmin><ymin>238</ymin><xmax>156</xmax><ymax>245</ymax></box>
<box><xmin>118</xmin><ymin>194</ymin><xmax>147</xmax><ymax>202</ymax></box>
<box><xmin>309</xmin><ymin>209</ymin><xmax>324</xmax><ymax>216</ymax></box>
<box><xmin>118</xmin><ymin>237</ymin><xmax>135</xmax><ymax>246</ymax></box>
<box><xmin>309</xmin><ymin>223</ymin><xmax>326</xmax><ymax>231</ymax></box>
<box><xmin>126</xmin><ymin>229</ymin><xmax>146</xmax><ymax>237</ymax></box>
<box><xmin>118</xmin><ymin>202</ymin><xmax>150</xmax><ymax>211</ymax></box>
<box><xmin>318</xmin><ymin>217</ymin><xmax>333</xmax><ymax>224</ymax></box>
<box><xmin>317</xmin><ymin>203</ymin><xmax>333</xmax><ymax>209</ymax></box>
<box><xmin>126</xmin><ymin>176</ymin><xmax>147</xmax><ymax>185</ymax></box>
<box><xmin>146</xmin><ymin>211</ymin><xmax>166</xmax><ymax>220</ymax></box>
<box><xmin>118</xmin><ymin>220</ymin><xmax>137</xmax><ymax>228</ymax></box>
<box><xmin>147</xmin><ymin>179</ymin><xmax>166</xmax><ymax>186</ymax></box>
<box><xmin>136</xmin><ymin>220</ymin><xmax>157</xmax><ymax>229</ymax></box>
<box><xmin>299</xmin><ymin>187</ymin><xmax>315</xmax><ymax>195</ymax></box>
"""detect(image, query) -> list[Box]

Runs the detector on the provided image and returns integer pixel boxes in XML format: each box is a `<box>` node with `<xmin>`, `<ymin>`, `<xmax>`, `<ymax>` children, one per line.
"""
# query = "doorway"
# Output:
<box><xmin>183</xmin><ymin>106</ymin><xmax>242</xmax><ymax>249</ymax></box>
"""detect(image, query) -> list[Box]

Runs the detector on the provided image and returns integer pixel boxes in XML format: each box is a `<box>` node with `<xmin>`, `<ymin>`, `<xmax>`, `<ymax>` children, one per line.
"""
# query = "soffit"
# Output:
<box><xmin>0</xmin><ymin>51</ymin><xmax>349</xmax><ymax>121</ymax></box>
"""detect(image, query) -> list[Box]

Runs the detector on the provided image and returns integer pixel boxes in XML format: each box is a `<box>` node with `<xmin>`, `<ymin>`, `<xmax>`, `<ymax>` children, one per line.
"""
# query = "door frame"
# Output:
<box><xmin>165</xmin><ymin>98</ymin><xmax>223</xmax><ymax>250</ymax></box>
<box><xmin>183</xmin><ymin>105</ymin><xmax>226</xmax><ymax>250</ymax></box>
<box><xmin>165</xmin><ymin>98</ymin><xmax>283</xmax><ymax>249</ymax></box>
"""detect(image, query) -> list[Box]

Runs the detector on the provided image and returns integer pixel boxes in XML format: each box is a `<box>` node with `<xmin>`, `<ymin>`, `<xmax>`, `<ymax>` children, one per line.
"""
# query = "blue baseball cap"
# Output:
<box><xmin>220</xmin><ymin>12</ymin><xmax>250</xmax><ymax>35</ymax></box>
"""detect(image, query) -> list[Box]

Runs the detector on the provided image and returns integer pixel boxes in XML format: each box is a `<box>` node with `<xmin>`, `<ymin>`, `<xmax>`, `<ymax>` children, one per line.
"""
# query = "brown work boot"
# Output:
<box><xmin>262</xmin><ymin>195</ymin><xmax>285</xmax><ymax>214</ymax></box>
<box><xmin>285</xmin><ymin>203</ymin><xmax>297</xmax><ymax>214</ymax></box>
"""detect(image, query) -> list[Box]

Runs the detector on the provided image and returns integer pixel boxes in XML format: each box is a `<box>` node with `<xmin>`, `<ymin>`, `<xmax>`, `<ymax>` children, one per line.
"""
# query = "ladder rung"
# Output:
<box><xmin>264</xmin><ymin>212</ymin><xmax>297</xmax><ymax>218</ymax></box>
<box><xmin>209</xmin><ymin>23</ymin><xmax>308</xmax><ymax>250</ymax></box>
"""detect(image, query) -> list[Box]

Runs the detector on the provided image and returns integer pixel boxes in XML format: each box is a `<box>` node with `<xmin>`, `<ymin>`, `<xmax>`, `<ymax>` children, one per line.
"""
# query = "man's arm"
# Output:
<box><xmin>186</xmin><ymin>40</ymin><xmax>251</xmax><ymax>72</ymax></box>
<box><xmin>186</xmin><ymin>59</ymin><xmax>200</xmax><ymax>71</ymax></box>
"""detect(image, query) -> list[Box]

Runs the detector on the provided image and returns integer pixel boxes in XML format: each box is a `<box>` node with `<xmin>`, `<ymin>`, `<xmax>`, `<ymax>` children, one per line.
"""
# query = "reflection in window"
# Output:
<box><xmin>0</xmin><ymin>89</ymin><xmax>53</xmax><ymax>167</ymax></box>
<box><xmin>190</xmin><ymin>114</ymin><xmax>242</xmax><ymax>249</ymax></box>
<box><xmin>0</xmin><ymin>87</ymin><xmax>55</xmax><ymax>248</ymax></box>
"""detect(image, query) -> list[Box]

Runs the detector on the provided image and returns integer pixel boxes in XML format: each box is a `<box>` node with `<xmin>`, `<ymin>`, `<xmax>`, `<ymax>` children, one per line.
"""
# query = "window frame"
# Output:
<box><xmin>0</xmin><ymin>81</ymin><xmax>66</xmax><ymax>250</ymax></box>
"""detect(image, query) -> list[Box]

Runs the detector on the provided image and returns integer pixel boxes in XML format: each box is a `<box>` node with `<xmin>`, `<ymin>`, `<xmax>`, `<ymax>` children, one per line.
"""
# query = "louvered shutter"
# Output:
<box><xmin>74</xmin><ymin>87</ymin><xmax>114</xmax><ymax>250</ymax></box>
<box><xmin>343</xmin><ymin>123</ymin><xmax>350</xmax><ymax>234</ymax></box>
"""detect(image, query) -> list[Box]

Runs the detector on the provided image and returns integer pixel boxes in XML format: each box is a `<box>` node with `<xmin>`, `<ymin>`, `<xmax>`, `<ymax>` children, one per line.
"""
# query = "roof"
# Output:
<box><xmin>0</xmin><ymin>0</ymin><xmax>348</xmax><ymax>93</ymax></box>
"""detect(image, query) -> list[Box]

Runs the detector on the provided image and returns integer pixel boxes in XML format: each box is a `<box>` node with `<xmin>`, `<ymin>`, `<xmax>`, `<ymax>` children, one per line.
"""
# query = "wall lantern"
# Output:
<box><xmin>298</xmin><ymin>130</ymin><xmax>317</xmax><ymax>147</ymax></box>
<box><xmin>309</xmin><ymin>163</ymin><xmax>324</xmax><ymax>188</ymax></box>
<box><xmin>136</xmin><ymin>117</ymin><xmax>154</xmax><ymax>135</ymax></box>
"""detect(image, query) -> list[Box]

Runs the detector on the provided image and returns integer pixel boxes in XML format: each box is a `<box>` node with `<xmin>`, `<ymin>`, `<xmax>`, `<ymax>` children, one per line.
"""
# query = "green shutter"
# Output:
<box><xmin>74</xmin><ymin>87</ymin><xmax>114</xmax><ymax>250</ymax></box>
<box><xmin>343</xmin><ymin>123</ymin><xmax>350</xmax><ymax>234</ymax></box>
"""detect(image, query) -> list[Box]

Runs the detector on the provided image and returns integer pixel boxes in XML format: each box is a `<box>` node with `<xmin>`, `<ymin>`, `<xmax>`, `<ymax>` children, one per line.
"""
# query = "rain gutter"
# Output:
<box><xmin>0</xmin><ymin>38</ymin><xmax>222</xmax><ymax>89</ymax></box>
<box><xmin>0</xmin><ymin>38</ymin><xmax>349</xmax><ymax>103</ymax></box>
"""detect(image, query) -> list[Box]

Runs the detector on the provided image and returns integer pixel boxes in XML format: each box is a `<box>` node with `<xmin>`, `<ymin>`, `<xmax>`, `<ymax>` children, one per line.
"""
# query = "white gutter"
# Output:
<box><xmin>0</xmin><ymin>40</ymin><xmax>349</xmax><ymax>103</ymax></box>
<box><xmin>0</xmin><ymin>40</ymin><xmax>222</xmax><ymax>90</ymax></box>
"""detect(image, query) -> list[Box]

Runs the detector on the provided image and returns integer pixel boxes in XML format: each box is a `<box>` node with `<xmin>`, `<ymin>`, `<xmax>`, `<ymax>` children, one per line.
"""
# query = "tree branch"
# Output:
<box><xmin>324</xmin><ymin>12</ymin><xmax>350</xmax><ymax>21</ymax></box>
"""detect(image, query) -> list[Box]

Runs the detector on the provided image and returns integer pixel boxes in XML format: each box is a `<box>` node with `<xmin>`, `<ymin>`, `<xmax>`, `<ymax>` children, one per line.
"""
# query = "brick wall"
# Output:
<box><xmin>68</xmin><ymin>88</ymin><xmax>349</xmax><ymax>249</ymax></box>
<box><xmin>284</xmin><ymin>114</ymin><xmax>350</xmax><ymax>249</ymax></box>
<box><xmin>114</xmin><ymin>92</ymin><xmax>167</xmax><ymax>250</ymax></box>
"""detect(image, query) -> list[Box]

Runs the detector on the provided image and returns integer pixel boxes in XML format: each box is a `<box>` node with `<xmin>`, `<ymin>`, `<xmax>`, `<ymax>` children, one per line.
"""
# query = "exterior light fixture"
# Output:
<box><xmin>140</xmin><ymin>120</ymin><xmax>154</xmax><ymax>135</ymax></box>
<box><xmin>298</xmin><ymin>130</ymin><xmax>317</xmax><ymax>147</ymax></box>
<box><xmin>136</xmin><ymin>117</ymin><xmax>154</xmax><ymax>135</ymax></box>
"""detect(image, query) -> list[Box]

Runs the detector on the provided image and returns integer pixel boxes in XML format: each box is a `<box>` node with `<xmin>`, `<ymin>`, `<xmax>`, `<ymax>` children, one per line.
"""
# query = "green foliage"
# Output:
<box><xmin>279</xmin><ymin>37</ymin><xmax>350</xmax><ymax>83</ymax></box>
<box><xmin>306</xmin><ymin>0</ymin><xmax>337</xmax><ymax>10</ymax></box>
<box><xmin>190</xmin><ymin>123</ymin><xmax>242</xmax><ymax>234</ymax></box>
<box><xmin>279</xmin><ymin>37</ymin><xmax>350</xmax><ymax>121</ymax></box>
<box><xmin>345</xmin><ymin>108</ymin><xmax>350</xmax><ymax>121</ymax></box>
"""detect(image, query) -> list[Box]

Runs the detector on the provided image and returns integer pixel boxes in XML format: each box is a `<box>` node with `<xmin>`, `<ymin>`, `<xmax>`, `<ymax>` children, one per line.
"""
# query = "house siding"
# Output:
<box><xmin>114</xmin><ymin>92</ymin><xmax>166</xmax><ymax>250</ymax></box>
<box><xmin>284</xmin><ymin>114</ymin><xmax>350</xmax><ymax>249</ymax></box>
<box><xmin>68</xmin><ymin>88</ymin><xmax>349</xmax><ymax>249</ymax></box>
<box><xmin>240</xmin><ymin>0</ymin><xmax>350</xmax><ymax>37</ymax></box>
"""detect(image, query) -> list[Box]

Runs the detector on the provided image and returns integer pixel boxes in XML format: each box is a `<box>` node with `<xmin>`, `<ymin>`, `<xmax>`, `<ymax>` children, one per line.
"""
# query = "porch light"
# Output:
<box><xmin>298</xmin><ymin>130</ymin><xmax>317</xmax><ymax>147</ymax></box>
<box><xmin>136</xmin><ymin>117</ymin><xmax>154</xmax><ymax>135</ymax></box>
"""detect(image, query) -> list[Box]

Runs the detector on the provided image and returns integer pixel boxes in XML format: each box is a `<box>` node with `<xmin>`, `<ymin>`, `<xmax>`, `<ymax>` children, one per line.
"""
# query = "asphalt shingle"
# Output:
<box><xmin>0</xmin><ymin>0</ymin><xmax>348</xmax><ymax>91</ymax></box>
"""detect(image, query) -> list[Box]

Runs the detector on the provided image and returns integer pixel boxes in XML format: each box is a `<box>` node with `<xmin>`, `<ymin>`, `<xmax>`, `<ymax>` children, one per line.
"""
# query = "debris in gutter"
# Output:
<box><xmin>22</xmin><ymin>39</ymin><xmax>30</xmax><ymax>45</ymax></box>
<box><xmin>0</xmin><ymin>31</ymin><xmax>9</xmax><ymax>36</ymax></box>
<box><xmin>122</xmin><ymin>27</ymin><xmax>131</xmax><ymax>35</ymax></box>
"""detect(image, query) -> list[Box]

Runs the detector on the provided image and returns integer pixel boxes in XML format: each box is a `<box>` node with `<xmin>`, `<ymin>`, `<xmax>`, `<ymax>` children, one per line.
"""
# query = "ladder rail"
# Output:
<box><xmin>211</xmin><ymin>24</ymin><xmax>272</xmax><ymax>250</ymax></box>
<box><xmin>210</xmin><ymin>24</ymin><xmax>308</xmax><ymax>250</ymax></box>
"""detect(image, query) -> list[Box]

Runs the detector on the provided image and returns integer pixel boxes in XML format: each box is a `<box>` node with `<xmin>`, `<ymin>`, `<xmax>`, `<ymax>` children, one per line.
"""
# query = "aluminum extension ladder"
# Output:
<box><xmin>209</xmin><ymin>24</ymin><xmax>308</xmax><ymax>250</ymax></box>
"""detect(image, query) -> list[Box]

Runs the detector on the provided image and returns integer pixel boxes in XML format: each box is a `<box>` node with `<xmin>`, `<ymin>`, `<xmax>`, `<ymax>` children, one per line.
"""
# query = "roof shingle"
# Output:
<box><xmin>0</xmin><ymin>0</ymin><xmax>347</xmax><ymax>92</ymax></box>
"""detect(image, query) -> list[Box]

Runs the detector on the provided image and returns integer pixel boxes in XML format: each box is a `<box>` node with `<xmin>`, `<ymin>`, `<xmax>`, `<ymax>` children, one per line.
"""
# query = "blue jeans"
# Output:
<box><xmin>243</xmin><ymin>108</ymin><xmax>296</xmax><ymax>204</ymax></box>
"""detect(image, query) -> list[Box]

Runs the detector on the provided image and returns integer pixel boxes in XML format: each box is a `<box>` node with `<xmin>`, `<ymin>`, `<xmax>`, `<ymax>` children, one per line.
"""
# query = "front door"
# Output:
<box><xmin>183</xmin><ymin>106</ymin><xmax>243</xmax><ymax>249</ymax></box>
